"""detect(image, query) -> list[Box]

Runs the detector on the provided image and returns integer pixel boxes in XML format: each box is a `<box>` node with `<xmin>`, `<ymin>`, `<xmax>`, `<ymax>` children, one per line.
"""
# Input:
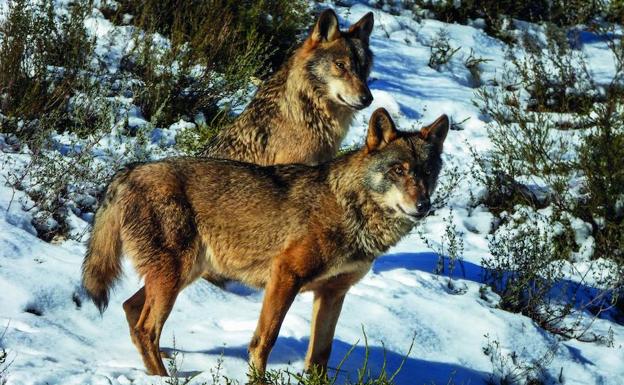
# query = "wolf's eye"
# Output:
<box><xmin>393</xmin><ymin>166</ymin><xmax>404</xmax><ymax>176</ymax></box>
<box><xmin>335</xmin><ymin>61</ymin><xmax>346</xmax><ymax>70</ymax></box>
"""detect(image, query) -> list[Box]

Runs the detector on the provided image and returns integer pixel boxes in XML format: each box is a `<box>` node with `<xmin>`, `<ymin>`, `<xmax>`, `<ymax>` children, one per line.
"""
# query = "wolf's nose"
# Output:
<box><xmin>360</xmin><ymin>92</ymin><xmax>373</xmax><ymax>107</ymax></box>
<box><xmin>417</xmin><ymin>199</ymin><xmax>431</xmax><ymax>215</ymax></box>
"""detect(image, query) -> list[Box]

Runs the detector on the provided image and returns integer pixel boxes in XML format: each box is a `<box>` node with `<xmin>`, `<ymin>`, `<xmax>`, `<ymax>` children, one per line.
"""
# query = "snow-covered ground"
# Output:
<box><xmin>1</xmin><ymin>1</ymin><xmax>623</xmax><ymax>384</ymax></box>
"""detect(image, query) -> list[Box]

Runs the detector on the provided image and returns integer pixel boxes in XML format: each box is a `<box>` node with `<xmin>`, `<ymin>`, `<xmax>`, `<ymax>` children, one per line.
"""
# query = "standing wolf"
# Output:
<box><xmin>82</xmin><ymin>108</ymin><xmax>449</xmax><ymax>376</ymax></box>
<box><xmin>199</xmin><ymin>9</ymin><xmax>374</xmax><ymax>165</ymax></box>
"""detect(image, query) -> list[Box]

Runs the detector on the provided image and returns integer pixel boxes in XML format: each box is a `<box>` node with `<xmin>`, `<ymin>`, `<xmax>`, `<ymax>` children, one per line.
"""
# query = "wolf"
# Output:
<box><xmin>198</xmin><ymin>9</ymin><xmax>374</xmax><ymax>166</ymax></box>
<box><xmin>82</xmin><ymin>108</ymin><xmax>449</xmax><ymax>376</ymax></box>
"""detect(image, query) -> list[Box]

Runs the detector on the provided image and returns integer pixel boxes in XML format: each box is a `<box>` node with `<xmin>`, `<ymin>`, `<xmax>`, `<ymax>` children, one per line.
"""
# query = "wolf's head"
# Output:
<box><xmin>297</xmin><ymin>9</ymin><xmax>374</xmax><ymax>110</ymax></box>
<box><xmin>359</xmin><ymin>108</ymin><xmax>449</xmax><ymax>221</ymax></box>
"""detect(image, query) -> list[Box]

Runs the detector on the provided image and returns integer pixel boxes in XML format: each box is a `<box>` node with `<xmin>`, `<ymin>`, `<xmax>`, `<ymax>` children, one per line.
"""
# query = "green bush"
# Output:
<box><xmin>474</xmin><ymin>26</ymin><xmax>624</xmax><ymax>330</ymax></box>
<box><xmin>427</xmin><ymin>29</ymin><xmax>461</xmax><ymax>71</ymax></box>
<box><xmin>408</xmin><ymin>0</ymin><xmax>607</xmax><ymax>42</ymax></box>
<box><xmin>107</xmin><ymin>0</ymin><xmax>310</xmax><ymax>129</ymax></box>
<box><xmin>174</xmin><ymin>111</ymin><xmax>233</xmax><ymax>155</ymax></box>
<box><xmin>122</xmin><ymin>26</ymin><xmax>267</xmax><ymax>128</ymax></box>
<box><xmin>0</xmin><ymin>0</ymin><xmax>119</xmax><ymax>241</ymax></box>
<box><xmin>482</xmin><ymin>334</ymin><xmax>558</xmax><ymax>385</ymax></box>
<box><xmin>482</xmin><ymin>206</ymin><xmax>621</xmax><ymax>340</ymax></box>
<box><xmin>474</xmin><ymin>28</ymin><xmax>624</xmax><ymax>258</ymax></box>
<box><xmin>1</xmin><ymin>0</ymin><xmax>312</xmax><ymax>136</ymax></box>
<box><xmin>606</xmin><ymin>0</ymin><xmax>624</xmax><ymax>24</ymax></box>
<box><xmin>2</xmin><ymin>102</ymin><xmax>121</xmax><ymax>241</ymax></box>
<box><xmin>105</xmin><ymin>0</ymin><xmax>310</xmax><ymax>73</ymax></box>
<box><xmin>0</xmin><ymin>0</ymin><xmax>95</xmax><ymax>140</ymax></box>
<box><xmin>464</xmin><ymin>48</ymin><xmax>491</xmax><ymax>87</ymax></box>
<box><xmin>418</xmin><ymin>208</ymin><xmax>467</xmax><ymax>291</ymax></box>
<box><xmin>483</xmin><ymin>211</ymin><xmax>567</xmax><ymax>324</ymax></box>
<box><xmin>576</xmin><ymin>74</ymin><xmax>624</xmax><ymax>263</ymax></box>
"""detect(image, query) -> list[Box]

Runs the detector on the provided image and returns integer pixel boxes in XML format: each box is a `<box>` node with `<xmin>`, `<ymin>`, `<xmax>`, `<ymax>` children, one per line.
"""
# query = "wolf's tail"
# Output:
<box><xmin>81</xmin><ymin>187</ymin><xmax>123</xmax><ymax>314</ymax></box>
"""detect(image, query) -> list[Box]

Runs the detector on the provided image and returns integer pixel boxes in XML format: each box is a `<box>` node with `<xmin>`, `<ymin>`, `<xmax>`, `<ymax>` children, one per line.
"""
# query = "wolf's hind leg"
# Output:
<box><xmin>123</xmin><ymin>287</ymin><xmax>182</xmax><ymax>360</ymax></box>
<box><xmin>131</xmin><ymin>270</ymin><xmax>181</xmax><ymax>376</ymax></box>
<box><xmin>123</xmin><ymin>286</ymin><xmax>175</xmax><ymax>358</ymax></box>
<box><xmin>123</xmin><ymin>287</ymin><xmax>145</xmax><ymax>330</ymax></box>
<box><xmin>123</xmin><ymin>286</ymin><xmax>145</xmax><ymax>353</ymax></box>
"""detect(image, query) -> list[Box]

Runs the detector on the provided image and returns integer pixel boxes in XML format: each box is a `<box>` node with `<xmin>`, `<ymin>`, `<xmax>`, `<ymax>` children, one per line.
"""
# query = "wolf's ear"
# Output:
<box><xmin>419</xmin><ymin>114</ymin><xmax>449</xmax><ymax>152</ymax></box>
<box><xmin>349</xmin><ymin>12</ymin><xmax>374</xmax><ymax>44</ymax></box>
<box><xmin>366</xmin><ymin>108</ymin><xmax>398</xmax><ymax>153</ymax></box>
<box><xmin>310</xmin><ymin>9</ymin><xmax>341</xmax><ymax>44</ymax></box>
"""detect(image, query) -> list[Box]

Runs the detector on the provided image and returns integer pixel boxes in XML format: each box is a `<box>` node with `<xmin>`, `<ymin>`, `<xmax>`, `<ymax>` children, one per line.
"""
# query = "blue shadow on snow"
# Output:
<box><xmin>172</xmin><ymin>336</ymin><xmax>487</xmax><ymax>385</ymax></box>
<box><xmin>375</xmin><ymin>252</ymin><xmax>621</xmax><ymax>323</ymax></box>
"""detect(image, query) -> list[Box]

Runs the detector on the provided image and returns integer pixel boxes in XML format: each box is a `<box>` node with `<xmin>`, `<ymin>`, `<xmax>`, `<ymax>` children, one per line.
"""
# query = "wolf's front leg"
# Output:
<box><xmin>304</xmin><ymin>289</ymin><xmax>347</xmax><ymax>374</ymax></box>
<box><xmin>248</xmin><ymin>261</ymin><xmax>301</xmax><ymax>377</ymax></box>
<box><xmin>304</xmin><ymin>270</ymin><xmax>368</xmax><ymax>373</ymax></box>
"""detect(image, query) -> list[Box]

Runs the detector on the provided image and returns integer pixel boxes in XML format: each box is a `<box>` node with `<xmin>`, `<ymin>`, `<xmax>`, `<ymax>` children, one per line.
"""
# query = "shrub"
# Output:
<box><xmin>0</xmin><ymin>327</ymin><xmax>9</xmax><ymax>385</ymax></box>
<box><xmin>1</xmin><ymin>0</ymin><xmax>313</xmax><ymax>241</ymax></box>
<box><xmin>482</xmin><ymin>206</ymin><xmax>621</xmax><ymax>339</ymax></box>
<box><xmin>407</xmin><ymin>0</ymin><xmax>606</xmax><ymax>42</ymax></box>
<box><xmin>107</xmin><ymin>0</ymin><xmax>310</xmax><ymax>130</ymax></box>
<box><xmin>0</xmin><ymin>0</ymin><xmax>312</xmax><ymax>136</ymax></box>
<box><xmin>2</xmin><ymin>101</ymin><xmax>122</xmax><ymax>241</ymax></box>
<box><xmin>174</xmin><ymin>111</ymin><xmax>233</xmax><ymax>155</ymax></box>
<box><xmin>431</xmin><ymin>163</ymin><xmax>463</xmax><ymax>210</ymax></box>
<box><xmin>0</xmin><ymin>0</ymin><xmax>95</xmax><ymax>140</ymax></box>
<box><xmin>518</xmin><ymin>26</ymin><xmax>596</xmax><ymax>114</ymax></box>
<box><xmin>104</xmin><ymin>0</ymin><xmax>310</xmax><ymax>73</ymax></box>
<box><xmin>419</xmin><ymin>208</ymin><xmax>467</xmax><ymax>293</ymax></box>
<box><xmin>474</xmin><ymin>26</ymin><xmax>624</xmax><ymax>330</ymax></box>
<box><xmin>606</xmin><ymin>1</ymin><xmax>624</xmax><ymax>24</ymax></box>
<box><xmin>122</xmin><ymin>26</ymin><xmax>267</xmax><ymax>128</ymax></box>
<box><xmin>464</xmin><ymin>48</ymin><xmax>490</xmax><ymax>87</ymax></box>
<box><xmin>474</xmin><ymin>26</ymin><xmax>624</xmax><ymax>257</ymax></box>
<box><xmin>576</xmin><ymin>50</ymin><xmax>624</xmax><ymax>263</ymax></box>
<box><xmin>482</xmin><ymin>334</ymin><xmax>559</xmax><ymax>385</ymax></box>
<box><xmin>427</xmin><ymin>29</ymin><xmax>461</xmax><ymax>71</ymax></box>
<box><xmin>483</xmin><ymin>211</ymin><xmax>567</xmax><ymax>325</ymax></box>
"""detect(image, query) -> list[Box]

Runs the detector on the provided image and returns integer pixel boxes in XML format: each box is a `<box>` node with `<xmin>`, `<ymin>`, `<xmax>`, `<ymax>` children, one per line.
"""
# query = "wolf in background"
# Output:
<box><xmin>82</xmin><ymin>108</ymin><xmax>449</xmax><ymax>376</ymax></box>
<box><xmin>199</xmin><ymin>9</ymin><xmax>375</xmax><ymax>166</ymax></box>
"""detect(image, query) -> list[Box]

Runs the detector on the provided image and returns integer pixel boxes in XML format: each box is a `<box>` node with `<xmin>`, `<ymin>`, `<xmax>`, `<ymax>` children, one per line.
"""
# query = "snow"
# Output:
<box><xmin>1</xmin><ymin>1</ymin><xmax>623</xmax><ymax>385</ymax></box>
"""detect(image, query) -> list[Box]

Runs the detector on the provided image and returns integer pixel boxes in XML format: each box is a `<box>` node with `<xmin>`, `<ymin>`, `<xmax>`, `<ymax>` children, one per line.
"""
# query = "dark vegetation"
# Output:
<box><xmin>102</xmin><ymin>0</ymin><xmax>309</xmax><ymax>72</ymax></box>
<box><xmin>101</xmin><ymin>0</ymin><xmax>310</xmax><ymax>127</ymax></box>
<box><xmin>0</xmin><ymin>0</ymin><xmax>97</xmax><ymax>140</ymax></box>
<box><xmin>0</xmin><ymin>326</ymin><xmax>8</xmax><ymax>385</ymax></box>
<box><xmin>406</xmin><ymin>0</ymin><xmax>624</xmax><ymax>43</ymax></box>
<box><xmin>472</xmin><ymin>22</ymin><xmax>624</xmax><ymax>336</ymax></box>
<box><xmin>0</xmin><ymin>0</ymin><xmax>310</xmax><ymax>138</ymax></box>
